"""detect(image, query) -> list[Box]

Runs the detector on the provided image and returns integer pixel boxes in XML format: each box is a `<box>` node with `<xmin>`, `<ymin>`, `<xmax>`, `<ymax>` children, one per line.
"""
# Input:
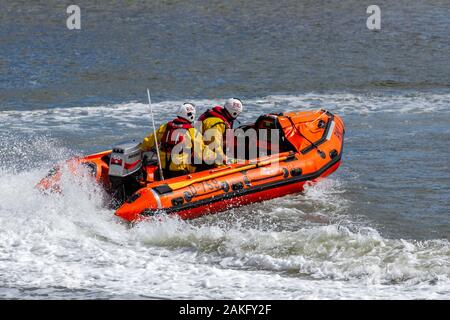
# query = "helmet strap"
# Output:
<box><xmin>222</xmin><ymin>107</ymin><xmax>235</xmax><ymax>120</ymax></box>
<box><xmin>177</xmin><ymin>116</ymin><xmax>192</xmax><ymax>123</ymax></box>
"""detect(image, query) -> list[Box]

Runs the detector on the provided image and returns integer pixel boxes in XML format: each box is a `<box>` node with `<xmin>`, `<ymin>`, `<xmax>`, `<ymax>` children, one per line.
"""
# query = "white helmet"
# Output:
<box><xmin>177</xmin><ymin>103</ymin><xmax>196</xmax><ymax>122</ymax></box>
<box><xmin>224</xmin><ymin>98</ymin><xmax>243</xmax><ymax>119</ymax></box>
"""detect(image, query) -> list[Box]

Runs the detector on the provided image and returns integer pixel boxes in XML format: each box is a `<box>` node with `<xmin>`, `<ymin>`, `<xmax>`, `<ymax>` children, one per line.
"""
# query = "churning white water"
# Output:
<box><xmin>1</xmin><ymin>93</ymin><xmax>449</xmax><ymax>299</ymax></box>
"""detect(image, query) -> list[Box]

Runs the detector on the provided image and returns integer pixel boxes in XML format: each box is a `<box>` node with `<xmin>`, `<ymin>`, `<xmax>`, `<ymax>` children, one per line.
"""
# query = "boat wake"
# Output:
<box><xmin>0</xmin><ymin>139</ymin><xmax>449</xmax><ymax>299</ymax></box>
<box><xmin>1</xmin><ymin>92</ymin><xmax>450</xmax><ymax>299</ymax></box>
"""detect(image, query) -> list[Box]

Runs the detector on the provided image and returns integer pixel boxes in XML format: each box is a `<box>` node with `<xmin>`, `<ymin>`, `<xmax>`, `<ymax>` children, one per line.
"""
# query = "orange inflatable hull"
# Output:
<box><xmin>37</xmin><ymin>109</ymin><xmax>345</xmax><ymax>223</ymax></box>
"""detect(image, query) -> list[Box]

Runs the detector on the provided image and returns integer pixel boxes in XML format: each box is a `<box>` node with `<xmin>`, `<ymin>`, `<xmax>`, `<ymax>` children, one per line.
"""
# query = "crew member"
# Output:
<box><xmin>140</xmin><ymin>103</ymin><xmax>206</xmax><ymax>178</ymax></box>
<box><xmin>198</xmin><ymin>98</ymin><xmax>244</xmax><ymax>166</ymax></box>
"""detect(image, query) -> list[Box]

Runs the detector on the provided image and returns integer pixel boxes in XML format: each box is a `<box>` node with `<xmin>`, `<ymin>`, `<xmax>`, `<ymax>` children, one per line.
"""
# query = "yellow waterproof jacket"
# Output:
<box><xmin>200</xmin><ymin>116</ymin><xmax>230</xmax><ymax>163</ymax></box>
<box><xmin>141</xmin><ymin>123</ymin><xmax>207</xmax><ymax>173</ymax></box>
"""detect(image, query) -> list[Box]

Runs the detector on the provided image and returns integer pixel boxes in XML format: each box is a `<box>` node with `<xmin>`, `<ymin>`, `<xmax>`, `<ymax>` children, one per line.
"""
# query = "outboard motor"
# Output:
<box><xmin>108</xmin><ymin>140</ymin><xmax>143</xmax><ymax>206</ymax></box>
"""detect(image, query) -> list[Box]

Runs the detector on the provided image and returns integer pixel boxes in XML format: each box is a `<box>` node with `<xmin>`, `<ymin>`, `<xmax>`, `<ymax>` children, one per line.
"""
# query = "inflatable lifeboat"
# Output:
<box><xmin>37</xmin><ymin>109</ymin><xmax>345</xmax><ymax>222</ymax></box>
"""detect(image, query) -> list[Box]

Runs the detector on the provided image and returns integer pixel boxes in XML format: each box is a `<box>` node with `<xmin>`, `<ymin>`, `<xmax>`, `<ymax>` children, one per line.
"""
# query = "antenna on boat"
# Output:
<box><xmin>147</xmin><ymin>89</ymin><xmax>165</xmax><ymax>180</ymax></box>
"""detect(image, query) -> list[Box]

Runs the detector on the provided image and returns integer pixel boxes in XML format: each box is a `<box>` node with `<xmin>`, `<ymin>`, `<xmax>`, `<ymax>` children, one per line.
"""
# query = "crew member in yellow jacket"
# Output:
<box><xmin>197</xmin><ymin>98</ymin><xmax>244</xmax><ymax>166</ymax></box>
<box><xmin>140</xmin><ymin>103</ymin><xmax>210</xmax><ymax>178</ymax></box>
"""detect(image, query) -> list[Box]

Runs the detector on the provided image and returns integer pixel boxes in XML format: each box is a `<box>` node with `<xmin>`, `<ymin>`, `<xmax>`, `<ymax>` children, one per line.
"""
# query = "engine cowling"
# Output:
<box><xmin>109</xmin><ymin>141</ymin><xmax>142</xmax><ymax>177</ymax></box>
<box><xmin>108</xmin><ymin>141</ymin><xmax>143</xmax><ymax>206</ymax></box>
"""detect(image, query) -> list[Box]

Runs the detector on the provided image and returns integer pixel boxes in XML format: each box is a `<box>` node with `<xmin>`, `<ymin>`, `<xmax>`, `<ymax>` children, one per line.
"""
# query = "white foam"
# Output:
<box><xmin>0</xmin><ymin>162</ymin><xmax>449</xmax><ymax>298</ymax></box>
<box><xmin>1</xmin><ymin>92</ymin><xmax>450</xmax><ymax>136</ymax></box>
<box><xmin>1</xmin><ymin>102</ymin><xmax>450</xmax><ymax>298</ymax></box>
